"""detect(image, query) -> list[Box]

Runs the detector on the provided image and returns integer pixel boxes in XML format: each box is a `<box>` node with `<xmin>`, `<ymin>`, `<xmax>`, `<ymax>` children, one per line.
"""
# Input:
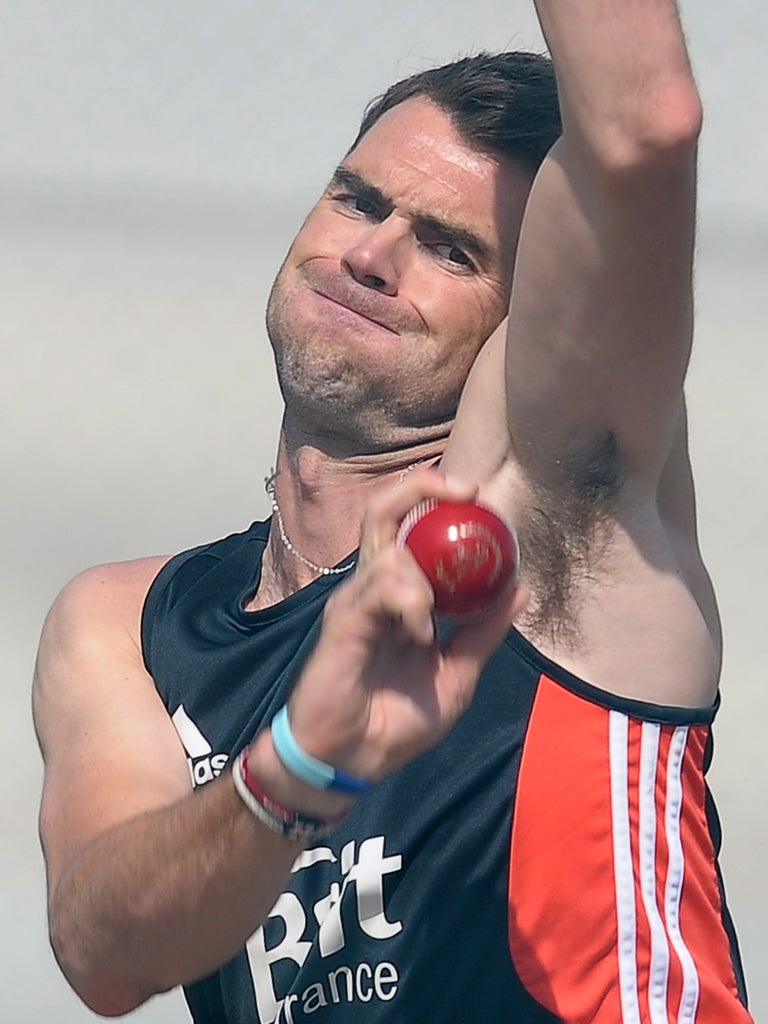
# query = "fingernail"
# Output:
<box><xmin>443</xmin><ymin>474</ymin><xmax>474</xmax><ymax>495</ymax></box>
<box><xmin>424</xmin><ymin>617</ymin><xmax>436</xmax><ymax>645</ymax></box>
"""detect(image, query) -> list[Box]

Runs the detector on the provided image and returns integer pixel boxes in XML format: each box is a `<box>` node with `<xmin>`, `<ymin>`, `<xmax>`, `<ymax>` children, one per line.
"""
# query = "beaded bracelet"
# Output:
<box><xmin>232</xmin><ymin>749</ymin><xmax>343</xmax><ymax>843</ymax></box>
<box><xmin>271</xmin><ymin>705</ymin><xmax>372</xmax><ymax>796</ymax></box>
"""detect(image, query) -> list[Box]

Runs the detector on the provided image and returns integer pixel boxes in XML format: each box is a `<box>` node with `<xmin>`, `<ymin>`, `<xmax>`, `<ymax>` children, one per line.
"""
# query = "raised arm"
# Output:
<box><xmin>442</xmin><ymin>1</ymin><xmax>718</xmax><ymax>710</ymax></box>
<box><xmin>506</xmin><ymin>0</ymin><xmax>701</xmax><ymax>485</ymax></box>
<box><xmin>447</xmin><ymin>0</ymin><xmax>701</xmax><ymax>496</ymax></box>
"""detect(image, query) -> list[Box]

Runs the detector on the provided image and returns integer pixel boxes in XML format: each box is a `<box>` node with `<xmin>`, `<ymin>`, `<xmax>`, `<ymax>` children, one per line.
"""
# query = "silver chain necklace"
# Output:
<box><xmin>265</xmin><ymin>470</ymin><xmax>356</xmax><ymax>576</ymax></box>
<box><xmin>264</xmin><ymin>461</ymin><xmax>425</xmax><ymax>578</ymax></box>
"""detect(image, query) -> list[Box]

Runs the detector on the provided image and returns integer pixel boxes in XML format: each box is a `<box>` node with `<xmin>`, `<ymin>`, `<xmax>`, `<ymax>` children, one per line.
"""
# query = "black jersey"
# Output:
<box><xmin>142</xmin><ymin>520</ymin><xmax>753</xmax><ymax>1024</ymax></box>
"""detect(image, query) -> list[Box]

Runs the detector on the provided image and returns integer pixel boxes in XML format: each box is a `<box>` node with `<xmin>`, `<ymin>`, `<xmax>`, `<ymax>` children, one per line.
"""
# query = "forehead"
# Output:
<box><xmin>342</xmin><ymin>96</ymin><xmax>531</xmax><ymax>269</ymax></box>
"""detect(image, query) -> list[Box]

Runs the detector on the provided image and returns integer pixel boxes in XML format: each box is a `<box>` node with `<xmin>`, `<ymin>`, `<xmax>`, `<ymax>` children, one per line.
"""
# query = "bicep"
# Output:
<box><xmin>503</xmin><ymin>140</ymin><xmax>697</xmax><ymax>487</ymax></box>
<box><xmin>34</xmin><ymin>562</ymin><xmax>191</xmax><ymax>894</ymax></box>
<box><xmin>448</xmin><ymin>138</ymin><xmax>698</xmax><ymax>499</ymax></box>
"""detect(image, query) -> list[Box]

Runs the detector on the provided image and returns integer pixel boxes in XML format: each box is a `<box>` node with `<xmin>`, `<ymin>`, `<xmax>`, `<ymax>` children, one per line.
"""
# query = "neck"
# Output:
<box><xmin>247</xmin><ymin>431</ymin><xmax>442</xmax><ymax>610</ymax></box>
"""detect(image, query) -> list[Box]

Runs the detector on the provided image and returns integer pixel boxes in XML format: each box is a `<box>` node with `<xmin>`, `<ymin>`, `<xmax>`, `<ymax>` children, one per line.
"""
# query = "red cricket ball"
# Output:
<box><xmin>396</xmin><ymin>499</ymin><xmax>519</xmax><ymax>622</ymax></box>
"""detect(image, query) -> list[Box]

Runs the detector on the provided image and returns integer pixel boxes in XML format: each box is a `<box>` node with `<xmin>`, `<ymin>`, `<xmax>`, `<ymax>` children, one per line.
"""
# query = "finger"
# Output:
<box><xmin>327</xmin><ymin>545</ymin><xmax>437</xmax><ymax>646</ymax></box>
<box><xmin>377</xmin><ymin>583</ymin><xmax>436</xmax><ymax>647</ymax></box>
<box><xmin>359</xmin><ymin>552</ymin><xmax>437</xmax><ymax>647</ymax></box>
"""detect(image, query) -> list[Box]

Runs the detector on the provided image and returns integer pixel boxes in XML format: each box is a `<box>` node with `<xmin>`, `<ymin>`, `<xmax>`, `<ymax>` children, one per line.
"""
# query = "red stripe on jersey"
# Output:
<box><xmin>507</xmin><ymin>675</ymin><xmax>753</xmax><ymax>1023</ymax></box>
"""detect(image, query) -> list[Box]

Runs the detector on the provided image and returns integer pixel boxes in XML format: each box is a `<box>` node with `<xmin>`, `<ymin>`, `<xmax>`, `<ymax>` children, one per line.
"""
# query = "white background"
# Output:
<box><xmin>1</xmin><ymin>1</ymin><xmax>766</xmax><ymax>1019</ymax></box>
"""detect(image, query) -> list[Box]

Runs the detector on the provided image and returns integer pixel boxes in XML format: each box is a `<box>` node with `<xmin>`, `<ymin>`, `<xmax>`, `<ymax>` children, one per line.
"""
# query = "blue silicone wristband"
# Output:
<box><xmin>271</xmin><ymin>705</ymin><xmax>372</xmax><ymax>796</ymax></box>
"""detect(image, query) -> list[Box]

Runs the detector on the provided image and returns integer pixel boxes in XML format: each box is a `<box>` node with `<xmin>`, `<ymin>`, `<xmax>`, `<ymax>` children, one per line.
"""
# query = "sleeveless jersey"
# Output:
<box><xmin>142</xmin><ymin>519</ymin><xmax>753</xmax><ymax>1024</ymax></box>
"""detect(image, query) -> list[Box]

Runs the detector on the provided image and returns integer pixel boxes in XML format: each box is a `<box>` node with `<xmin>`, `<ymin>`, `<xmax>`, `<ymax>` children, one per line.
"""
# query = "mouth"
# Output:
<box><xmin>310</xmin><ymin>288</ymin><xmax>400</xmax><ymax>335</ymax></box>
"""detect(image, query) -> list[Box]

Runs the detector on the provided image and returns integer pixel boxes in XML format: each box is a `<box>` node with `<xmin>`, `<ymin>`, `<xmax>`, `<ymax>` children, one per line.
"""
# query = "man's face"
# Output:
<box><xmin>267</xmin><ymin>96</ymin><xmax>533</xmax><ymax>451</ymax></box>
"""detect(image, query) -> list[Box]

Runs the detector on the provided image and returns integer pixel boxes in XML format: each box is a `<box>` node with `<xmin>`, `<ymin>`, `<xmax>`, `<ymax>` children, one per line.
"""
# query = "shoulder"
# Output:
<box><xmin>40</xmin><ymin>523</ymin><xmax>268</xmax><ymax>669</ymax></box>
<box><xmin>50</xmin><ymin>555</ymin><xmax>172</xmax><ymax>623</ymax></box>
<box><xmin>34</xmin><ymin>557</ymin><xmax>196</xmax><ymax>894</ymax></box>
<box><xmin>38</xmin><ymin>556</ymin><xmax>172</xmax><ymax>668</ymax></box>
<box><xmin>33</xmin><ymin>557</ymin><xmax>178</xmax><ymax>784</ymax></box>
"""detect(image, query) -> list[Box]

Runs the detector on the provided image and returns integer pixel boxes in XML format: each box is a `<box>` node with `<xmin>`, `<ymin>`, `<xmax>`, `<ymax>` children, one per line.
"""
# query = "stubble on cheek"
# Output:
<box><xmin>265</xmin><ymin>271</ymin><xmax>372</xmax><ymax>427</ymax></box>
<box><xmin>263</xmin><ymin>258</ymin><xmax>484</xmax><ymax>445</ymax></box>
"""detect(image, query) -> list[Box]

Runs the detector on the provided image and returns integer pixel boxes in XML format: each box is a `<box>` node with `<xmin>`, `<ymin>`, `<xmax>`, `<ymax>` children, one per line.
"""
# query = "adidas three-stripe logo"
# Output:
<box><xmin>172</xmin><ymin>705</ymin><xmax>229</xmax><ymax>787</ymax></box>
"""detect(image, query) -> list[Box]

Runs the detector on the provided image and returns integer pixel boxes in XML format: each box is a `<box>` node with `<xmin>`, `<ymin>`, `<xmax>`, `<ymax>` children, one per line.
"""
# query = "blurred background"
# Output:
<box><xmin>1</xmin><ymin>1</ymin><xmax>765</xmax><ymax>1019</ymax></box>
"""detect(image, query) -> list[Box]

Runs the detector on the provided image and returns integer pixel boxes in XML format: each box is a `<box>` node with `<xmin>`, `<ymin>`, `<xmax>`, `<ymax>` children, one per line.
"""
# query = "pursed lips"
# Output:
<box><xmin>310</xmin><ymin>288</ymin><xmax>401</xmax><ymax>335</ymax></box>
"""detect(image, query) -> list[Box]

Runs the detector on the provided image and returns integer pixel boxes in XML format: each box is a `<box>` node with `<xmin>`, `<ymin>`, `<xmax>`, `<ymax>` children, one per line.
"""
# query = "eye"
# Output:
<box><xmin>351</xmin><ymin>195</ymin><xmax>380</xmax><ymax>217</ymax></box>
<box><xmin>333</xmin><ymin>192</ymin><xmax>383</xmax><ymax>220</ymax></box>
<box><xmin>432</xmin><ymin>242</ymin><xmax>476</xmax><ymax>271</ymax></box>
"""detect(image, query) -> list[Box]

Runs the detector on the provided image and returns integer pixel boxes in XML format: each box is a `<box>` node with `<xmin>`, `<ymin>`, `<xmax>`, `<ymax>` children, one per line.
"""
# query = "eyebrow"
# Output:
<box><xmin>328</xmin><ymin>166</ymin><xmax>493</xmax><ymax>266</ymax></box>
<box><xmin>329</xmin><ymin>167</ymin><xmax>392</xmax><ymax>216</ymax></box>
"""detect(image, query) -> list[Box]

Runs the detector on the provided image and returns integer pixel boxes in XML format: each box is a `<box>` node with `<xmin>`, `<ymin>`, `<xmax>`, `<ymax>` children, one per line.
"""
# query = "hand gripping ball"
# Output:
<box><xmin>396</xmin><ymin>499</ymin><xmax>519</xmax><ymax>622</ymax></box>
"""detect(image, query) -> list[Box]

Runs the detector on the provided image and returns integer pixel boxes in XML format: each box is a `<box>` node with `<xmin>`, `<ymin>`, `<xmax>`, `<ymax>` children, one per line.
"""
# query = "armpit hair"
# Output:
<box><xmin>517</xmin><ymin>430</ymin><xmax>624</xmax><ymax>646</ymax></box>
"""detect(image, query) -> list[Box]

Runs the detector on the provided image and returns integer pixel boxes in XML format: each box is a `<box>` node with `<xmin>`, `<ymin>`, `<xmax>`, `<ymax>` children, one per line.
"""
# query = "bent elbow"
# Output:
<box><xmin>79</xmin><ymin>988</ymin><xmax>149</xmax><ymax>1019</ymax></box>
<box><xmin>49</xmin><ymin>909</ymin><xmax>153</xmax><ymax>1017</ymax></box>
<box><xmin>603</xmin><ymin>82</ymin><xmax>703</xmax><ymax>178</ymax></box>
<box><xmin>641</xmin><ymin>81</ymin><xmax>702</xmax><ymax>164</ymax></box>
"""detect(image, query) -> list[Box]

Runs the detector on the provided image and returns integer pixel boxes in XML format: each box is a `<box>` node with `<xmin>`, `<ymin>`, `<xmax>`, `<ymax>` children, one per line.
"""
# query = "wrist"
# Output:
<box><xmin>246</xmin><ymin>729</ymin><xmax>357</xmax><ymax>822</ymax></box>
<box><xmin>271</xmin><ymin>705</ymin><xmax>372</xmax><ymax>796</ymax></box>
<box><xmin>232</xmin><ymin>748</ymin><xmax>345</xmax><ymax>843</ymax></box>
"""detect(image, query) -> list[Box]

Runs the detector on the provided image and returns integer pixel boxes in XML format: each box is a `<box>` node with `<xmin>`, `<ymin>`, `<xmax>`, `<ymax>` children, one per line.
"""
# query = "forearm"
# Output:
<box><xmin>48</xmin><ymin>732</ymin><xmax>348</xmax><ymax>1017</ymax></box>
<box><xmin>533</xmin><ymin>0</ymin><xmax>701</xmax><ymax>162</ymax></box>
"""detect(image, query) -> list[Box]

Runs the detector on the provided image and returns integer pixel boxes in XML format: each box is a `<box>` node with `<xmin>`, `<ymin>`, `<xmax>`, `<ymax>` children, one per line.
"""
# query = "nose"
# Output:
<box><xmin>341</xmin><ymin>214</ymin><xmax>409</xmax><ymax>295</ymax></box>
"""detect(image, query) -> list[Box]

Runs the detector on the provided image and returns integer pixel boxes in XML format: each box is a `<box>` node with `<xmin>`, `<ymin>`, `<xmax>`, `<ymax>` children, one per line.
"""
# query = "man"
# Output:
<box><xmin>33</xmin><ymin>2</ymin><xmax>753</xmax><ymax>1022</ymax></box>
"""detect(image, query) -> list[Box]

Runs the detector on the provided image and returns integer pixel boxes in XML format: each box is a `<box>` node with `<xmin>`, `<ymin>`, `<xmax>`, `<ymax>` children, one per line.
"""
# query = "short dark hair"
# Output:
<box><xmin>351</xmin><ymin>51</ymin><xmax>562</xmax><ymax>171</ymax></box>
